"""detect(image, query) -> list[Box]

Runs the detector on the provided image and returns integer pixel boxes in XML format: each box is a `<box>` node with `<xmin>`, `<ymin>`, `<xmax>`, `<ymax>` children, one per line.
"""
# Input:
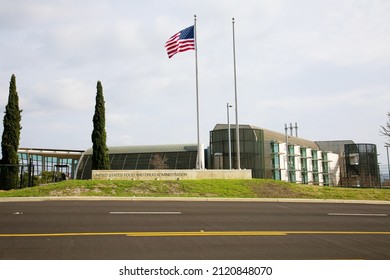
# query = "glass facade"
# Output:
<box><xmin>311</xmin><ymin>150</ymin><xmax>319</xmax><ymax>185</ymax></box>
<box><xmin>300</xmin><ymin>148</ymin><xmax>308</xmax><ymax>184</ymax></box>
<box><xmin>321</xmin><ymin>152</ymin><xmax>330</xmax><ymax>186</ymax></box>
<box><xmin>343</xmin><ymin>144</ymin><xmax>380</xmax><ymax>187</ymax></box>
<box><xmin>271</xmin><ymin>142</ymin><xmax>281</xmax><ymax>180</ymax></box>
<box><xmin>209</xmin><ymin>125</ymin><xmax>265</xmax><ymax>178</ymax></box>
<box><xmin>76</xmin><ymin>144</ymin><xmax>198</xmax><ymax>180</ymax></box>
<box><xmin>288</xmin><ymin>145</ymin><xmax>296</xmax><ymax>182</ymax></box>
<box><xmin>209</xmin><ymin>124</ymin><xmax>337</xmax><ymax>185</ymax></box>
<box><xmin>18</xmin><ymin>149</ymin><xmax>82</xmax><ymax>179</ymax></box>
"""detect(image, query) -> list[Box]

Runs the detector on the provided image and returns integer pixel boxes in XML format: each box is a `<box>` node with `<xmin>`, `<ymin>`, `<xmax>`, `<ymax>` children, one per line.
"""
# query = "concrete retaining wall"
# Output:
<box><xmin>92</xmin><ymin>169</ymin><xmax>252</xmax><ymax>180</ymax></box>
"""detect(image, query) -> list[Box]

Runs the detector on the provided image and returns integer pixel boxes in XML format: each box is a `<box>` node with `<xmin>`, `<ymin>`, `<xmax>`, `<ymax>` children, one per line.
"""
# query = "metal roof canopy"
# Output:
<box><xmin>84</xmin><ymin>144</ymin><xmax>198</xmax><ymax>155</ymax></box>
<box><xmin>213</xmin><ymin>124</ymin><xmax>319</xmax><ymax>150</ymax></box>
<box><xmin>18</xmin><ymin>148</ymin><xmax>84</xmax><ymax>159</ymax></box>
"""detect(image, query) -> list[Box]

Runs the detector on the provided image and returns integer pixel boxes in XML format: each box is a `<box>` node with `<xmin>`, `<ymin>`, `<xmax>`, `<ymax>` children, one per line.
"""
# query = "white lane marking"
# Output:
<box><xmin>109</xmin><ymin>211</ymin><xmax>181</xmax><ymax>215</ymax></box>
<box><xmin>328</xmin><ymin>213</ymin><xmax>387</xmax><ymax>217</ymax></box>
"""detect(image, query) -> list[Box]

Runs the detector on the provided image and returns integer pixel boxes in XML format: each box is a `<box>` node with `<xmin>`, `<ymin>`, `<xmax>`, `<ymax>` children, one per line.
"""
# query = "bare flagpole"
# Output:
<box><xmin>232</xmin><ymin>17</ymin><xmax>241</xmax><ymax>169</ymax></box>
<box><xmin>194</xmin><ymin>15</ymin><xmax>202</xmax><ymax>169</ymax></box>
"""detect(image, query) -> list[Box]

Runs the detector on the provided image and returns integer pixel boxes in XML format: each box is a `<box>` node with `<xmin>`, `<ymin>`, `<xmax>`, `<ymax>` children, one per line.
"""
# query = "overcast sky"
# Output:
<box><xmin>1</xmin><ymin>1</ymin><xmax>389</xmax><ymax>172</ymax></box>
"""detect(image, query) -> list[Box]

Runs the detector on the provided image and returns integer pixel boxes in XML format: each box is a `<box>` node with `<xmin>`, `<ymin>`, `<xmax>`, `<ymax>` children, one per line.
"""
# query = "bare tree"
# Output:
<box><xmin>380</xmin><ymin>112</ymin><xmax>390</xmax><ymax>145</ymax></box>
<box><xmin>150</xmin><ymin>154</ymin><xmax>169</xmax><ymax>169</ymax></box>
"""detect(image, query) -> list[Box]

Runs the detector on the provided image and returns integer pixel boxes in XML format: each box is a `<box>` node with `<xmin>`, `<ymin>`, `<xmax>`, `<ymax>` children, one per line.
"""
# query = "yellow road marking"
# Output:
<box><xmin>0</xmin><ymin>232</ymin><xmax>128</xmax><ymax>237</ymax></box>
<box><xmin>0</xmin><ymin>231</ymin><xmax>390</xmax><ymax>238</ymax></box>
<box><xmin>126</xmin><ymin>231</ymin><xmax>390</xmax><ymax>237</ymax></box>
<box><xmin>126</xmin><ymin>231</ymin><xmax>287</xmax><ymax>237</ymax></box>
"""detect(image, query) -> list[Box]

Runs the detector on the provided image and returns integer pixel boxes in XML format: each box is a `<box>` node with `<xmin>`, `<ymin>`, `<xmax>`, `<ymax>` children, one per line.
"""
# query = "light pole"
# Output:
<box><xmin>227</xmin><ymin>103</ymin><xmax>233</xmax><ymax>169</ymax></box>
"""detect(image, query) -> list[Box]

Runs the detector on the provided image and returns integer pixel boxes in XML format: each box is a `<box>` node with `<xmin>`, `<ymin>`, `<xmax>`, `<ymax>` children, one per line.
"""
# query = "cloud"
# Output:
<box><xmin>21</xmin><ymin>78</ymin><xmax>93</xmax><ymax>113</ymax></box>
<box><xmin>297</xmin><ymin>2</ymin><xmax>390</xmax><ymax>66</ymax></box>
<box><xmin>0</xmin><ymin>0</ymin><xmax>389</xmax><ymax>167</ymax></box>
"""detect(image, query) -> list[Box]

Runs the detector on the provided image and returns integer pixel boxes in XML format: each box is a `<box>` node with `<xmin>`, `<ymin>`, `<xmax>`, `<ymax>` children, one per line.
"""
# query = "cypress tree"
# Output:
<box><xmin>91</xmin><ymin>81</ymin><xmax>110</xmax><ymax>170</ymax></box>
<box><xmin>1</xmin><ymin>74</ymin><xmax>22</xmax><ymax>190</ymax></box>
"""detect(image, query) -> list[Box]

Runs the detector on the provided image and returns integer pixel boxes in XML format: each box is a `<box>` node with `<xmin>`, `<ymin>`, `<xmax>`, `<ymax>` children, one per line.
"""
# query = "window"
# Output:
<box><xmin>273</xmin><ymin>170</ymin><xmax>281</xmax><ymax>180</ymax></box>
<box><xmin>300</xmin><ymin>148</ymin><xmax>307</xmax><ymax>158</ymax></box>
<box><xmin>271</xmin><ymin>142</ymin><xmax>280</xmax><ymax>170</ymax></box>
<box><xmin>288</xmin><ymin>145</ymin><xmax>295</xmax><ymax>170</ymax></box>
<box><xmin>301</xmin><ymin>148</ymin><xmax>308</xmax><ymax>184</ymax></box>
<box><xmin>323</xmin><ymin>174</ymin><xmax>330</xmax><ymax>186</ymax></box>
<box><xmin>312</xmin><ymin>150</ymin><xmax>318</xmax><ymax>172</ymax></box>
<box><xmin>271</xmin><ymin>142</ymin><xmax>279</xmax><ymax>154</ymax></box>
<box><xmin>312</xmin><ymin>150</ymin><xmax>319</xmax><ymax>185</ymax></box>
<box><xmin>313</xmin><ymin>173</ymin><xmax>319</xmax><ymax>185</ymax></box>
<box><xmin>272</xmin><ymin>155</ymin><xmax>280</xmax><ymax>169</ymax></box>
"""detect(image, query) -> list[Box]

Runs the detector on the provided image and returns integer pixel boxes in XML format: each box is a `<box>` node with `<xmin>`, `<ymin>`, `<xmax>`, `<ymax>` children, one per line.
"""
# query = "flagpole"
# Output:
<box><xmin>232</xmin><ymin>17</ymin><xmax>241</xmax><ymax>169</ymax></box>
<box><xmin>194</xmin><ymin>14</ymin><xmax>202</xmax><ymax>169</ymax></box>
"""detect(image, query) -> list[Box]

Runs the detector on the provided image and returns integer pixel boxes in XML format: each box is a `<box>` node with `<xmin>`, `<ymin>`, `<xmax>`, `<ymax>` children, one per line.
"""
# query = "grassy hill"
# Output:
<box><xmin>1</xmin><ymin>179</ymin><xmax>389</xmax><ymax>201</ymax></box>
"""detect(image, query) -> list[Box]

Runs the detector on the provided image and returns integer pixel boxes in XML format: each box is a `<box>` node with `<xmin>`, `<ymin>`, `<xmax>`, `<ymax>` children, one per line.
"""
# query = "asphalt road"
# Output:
<box><xmin>0</xmin><ymin>199</ymin><xmax>389</xmax><ymax>259</ymax></box>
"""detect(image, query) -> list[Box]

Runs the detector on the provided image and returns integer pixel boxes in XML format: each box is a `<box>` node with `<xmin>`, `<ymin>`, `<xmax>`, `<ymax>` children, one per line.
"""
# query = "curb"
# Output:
<box><xmin>0</xmin><ymin>196</ymin><xmax>389</xmax><ymax>205</ymax></box>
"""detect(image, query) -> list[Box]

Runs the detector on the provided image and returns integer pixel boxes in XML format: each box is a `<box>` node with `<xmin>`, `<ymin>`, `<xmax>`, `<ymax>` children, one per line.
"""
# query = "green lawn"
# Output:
<box><xmin>1</xmin><ymin>179</ymin><xmax>389</xmax><ymax>201</ymax></box>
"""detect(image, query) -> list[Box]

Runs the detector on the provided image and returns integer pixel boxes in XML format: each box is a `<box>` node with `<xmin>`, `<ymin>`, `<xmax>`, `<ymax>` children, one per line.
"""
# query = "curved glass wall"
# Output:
<box><xmin>76</xmin><ymin>144</ymin><xmax>198</xmax><ymax>180</ymax></box>
<box><xmin>343</xmin><ymin>144</ymin><xmax>380</xmax><ymax>187</ymax></box>
<box><xmin>209</xmin><ymin>125</ymin><xmax>265</xmax><ymax>178</ymax></box>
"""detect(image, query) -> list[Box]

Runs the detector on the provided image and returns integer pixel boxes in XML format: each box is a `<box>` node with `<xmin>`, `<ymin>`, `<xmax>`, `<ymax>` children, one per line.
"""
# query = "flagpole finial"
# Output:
<box><xmin>232</xmin><ymin>17</ymin><xmax>235</xmax><ymax>23</ymax></box>
<box><xmin>194</xmin><ymin>14</ymin><xmax>197</xmax><ymax>20</ymax></box>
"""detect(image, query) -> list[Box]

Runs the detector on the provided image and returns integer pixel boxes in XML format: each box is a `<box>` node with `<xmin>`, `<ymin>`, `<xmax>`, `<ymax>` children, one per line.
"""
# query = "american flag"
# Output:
<box><xmin>165</xmin><ymin>25</ymin><xmax>195</xmax><ymax>58</ymax></box>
